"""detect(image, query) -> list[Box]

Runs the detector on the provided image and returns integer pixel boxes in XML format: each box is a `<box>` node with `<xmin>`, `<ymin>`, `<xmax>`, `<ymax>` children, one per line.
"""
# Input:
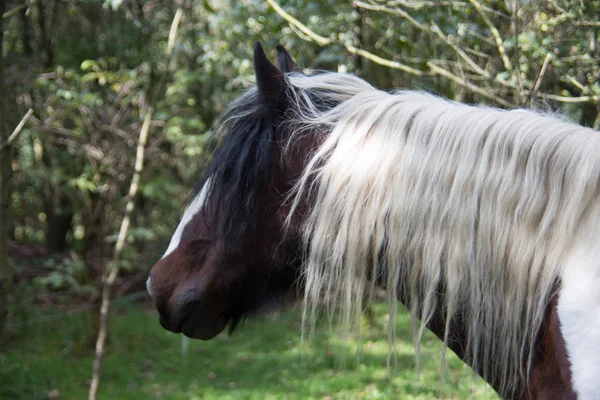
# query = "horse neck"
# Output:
<box><xmin>397</xmin><ymin>284</ymin><xmax>575</xmax><ymax>399</ymax></box>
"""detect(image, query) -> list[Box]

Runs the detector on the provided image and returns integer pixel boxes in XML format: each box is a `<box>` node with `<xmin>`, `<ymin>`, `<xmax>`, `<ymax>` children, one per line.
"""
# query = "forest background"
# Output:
<box><xmin>0</xmin><ymin>0</ymin><xmax>598</xmax><ymax>399</ymax></box>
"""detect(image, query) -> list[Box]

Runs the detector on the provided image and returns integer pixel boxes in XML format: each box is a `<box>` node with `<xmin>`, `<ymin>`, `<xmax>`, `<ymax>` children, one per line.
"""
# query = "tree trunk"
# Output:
<box><xmin>45</xmin><ymin>196</ymin><xmax>73</xmax><ymax>253</ymax></box>
<box><xmin>0</xmin><ymin>0</ymin><xmax>11</xmax><ymax>350</ymax></box>
<box><xmin>33</xmin><ymin>0</ymin><xmax>53</xmax><ymax>68</ymax></box>
<box><xmin>19</xmin><ymin>5</ymin><xmax>33</xmax><ymax>58</ymax></box>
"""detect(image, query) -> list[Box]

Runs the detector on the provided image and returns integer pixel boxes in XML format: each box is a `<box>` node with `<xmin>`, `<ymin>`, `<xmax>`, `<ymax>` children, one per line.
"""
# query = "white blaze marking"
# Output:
<box><xmin>146</xmin><ymin>276</ymin><xmax>154</xmax><ymax>299</ymax></box>
<box><xmin>558</xmin><ymin>229</ymin><xmax>600</xmax><ymax>399</ymax></box>
<box><xmin>162</xmin><ymin>178</ymin><xmax>212</xmax><ymax>258</ymax></box>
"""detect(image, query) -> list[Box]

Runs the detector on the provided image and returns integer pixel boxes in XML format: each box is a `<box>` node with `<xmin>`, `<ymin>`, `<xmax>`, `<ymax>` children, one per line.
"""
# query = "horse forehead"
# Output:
<box><xmin>162</xmin><ymin>179</ymin><xmax>212</xmax><ymax>258</ymax></box>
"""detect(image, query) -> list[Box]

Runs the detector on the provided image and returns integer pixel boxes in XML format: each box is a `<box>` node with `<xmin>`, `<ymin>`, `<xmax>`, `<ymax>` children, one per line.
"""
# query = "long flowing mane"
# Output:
<box><xmin>283</xmin><ymin>72</ymin><xmax>600</xmax><ymax>397</ymax></box>
<box><xmin>197</xmin><ymin>89</ymin><xmax>280</xmax><ymax>245</ymax></box>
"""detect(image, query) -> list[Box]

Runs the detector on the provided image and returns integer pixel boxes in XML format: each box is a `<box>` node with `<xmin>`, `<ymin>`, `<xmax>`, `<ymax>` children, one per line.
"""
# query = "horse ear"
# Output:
<box><xmin>276</xmin><ymin>45</ymin><xmax>299</xmax><ymax>73</ymax></box>
<box><xmin>254</xmin><ymin>42</ymin><xmax>285</xmax><ymax>96</ymax></box>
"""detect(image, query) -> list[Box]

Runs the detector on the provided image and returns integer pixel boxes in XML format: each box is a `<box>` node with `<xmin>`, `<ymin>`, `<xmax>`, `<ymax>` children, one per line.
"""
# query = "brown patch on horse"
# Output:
<box><xmin>149</xmin><ymin>207</ymin><xmax>230</xmax><ymax>339</ymax></box>
<box><xmin>399</xmin><ymin>284</ymin><xmax>576</xmax><ymax>399</ymax></box>
<box><xmin>523</xmin><ymin>297</ymin><xmax>576</xmax><ymax>400</ymax></box>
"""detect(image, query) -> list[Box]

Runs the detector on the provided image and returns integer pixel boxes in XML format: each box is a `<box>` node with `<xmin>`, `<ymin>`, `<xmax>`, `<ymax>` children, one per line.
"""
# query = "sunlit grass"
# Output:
<box><xmin>1</xmin><ymin>300</ymin><xmax>498</xmax><ymax>399</ymax></box>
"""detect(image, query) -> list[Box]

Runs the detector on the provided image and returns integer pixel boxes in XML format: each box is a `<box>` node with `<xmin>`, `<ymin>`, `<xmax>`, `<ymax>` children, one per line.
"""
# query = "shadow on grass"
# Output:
<box><xmin>0</xmin><ymin>301</ymin><xmax>498</xmax><ymax>400</ymax></box>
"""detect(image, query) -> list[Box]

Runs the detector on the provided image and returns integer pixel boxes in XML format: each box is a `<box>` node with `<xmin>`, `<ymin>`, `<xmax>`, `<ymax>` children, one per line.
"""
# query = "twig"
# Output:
<box><xmin>468</xmin><ymin>0</ymin><xmax>513</xmax><ymax>74</ymax></box>
<box><xmin>427</xmin><ymin>62</ymin><xmax>513</xmax><ymax>107</ymax></box>
<box><xmin>269</xmin><ymin>0</ymin><xmax>518</xmax><ymax>106</ymax></box>
<box><xmin>545</xmin><ymin>0</ymin><xmax>600</xmax><ymax>27</ymax></box>
<box><xmin>511</xmin><ymin>0</ymin><xmax>524</xmax><ymax>105</ymax></box>
<box><xmin>87</xmin><ymin>8</ymin><xmax>183</xmax><ymax>400</ymax></box>
<box><xmin>0</xmin><ymin>109</ymin><xmax>33</xmax><ymax>150</ymax></box>
<box><xmin>535</xmin><ymin>93</ymin><xmax>600</xmax><ymax>103</ymax></box>
<box><xmin>88</xmin><ymin>109</ymin><xmax>154</xmax><ymax>400</ymax></box>
<box><xmin>353</xmin><ymin>1</ymin><xmax>426</xmax><ymax>30</ymax></box>
<box><xmin>265</xmin><ymin>0</ymin><xmax>329</xmax><ymax>46</ymax></box>
<box><xmin>266</xmin><ymin>0</ymin><xmax>425</xmax><ymax>76</ymax></box>
<box><xmin>386</xmin><ymin>0</ymin><xmax>510</xmax><ymax>18</ymax></box>
<box><xmin>547</xmin><ymin>0</ymin><xmax>572</xmax><ymax>16</ymax></box>
<box><xmin>564</xmin><ymin>75</ymin><xmax>590</xmax><ymax>94</ymax></box>
<box><xmin>167</xmin><ymin>8</ymin><xmax>183</xmax><ymax>58</ymax></box>
<box><xmin>353</xmin><ymin>0</ymin><xmax>514</xmax><ymax>91</ymax></box>
<box><xmin>2</xmin><ymin>4</ymin><xmax>27</xmax><ymax>19</ymax></box>
<box><xmin>528</xmin><ymin>53</ymin><xmax>551</xmax><ymax>106</ymax></box>
<box><xmin>575</xmin><ymin>21</ymin><xmax>600</xmax><ymax>27</ymax></box>
<box><xmin>430</xmin><ymin>22</ymin><xmax>488</xmax><ymax>77</ymax></box>
<box><xmin>355</xmin><ymin>1</ymin><xmax>489</xmax><ymax>78</ymax></box>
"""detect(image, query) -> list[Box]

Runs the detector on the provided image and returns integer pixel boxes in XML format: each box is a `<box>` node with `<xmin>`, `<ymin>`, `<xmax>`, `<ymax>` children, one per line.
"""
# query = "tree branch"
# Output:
<box><xmin>528</xmin><ymin>53</ymin><xmax>551</xmax><ymax>105</ymax></box>
<box><xmin>535</xmin><ymin>93</ymin><xmax>600</xmax><ymax>103</ymax></box>
<box><xmin>468</xmin><ymin>0</ymin><xmax>513</xmax><ymax>74</ymax></box>
<box><xmin>0</xmin><ymin>109</ymin><xmax>34</xmax><ymax>150</ymax></box>
<box><xmin>266</xmin><ymin>0</ymin><xmax>425</xmax><ymax>76</ymax></box>
<box><xmin>427</xmin><ymin>62</ymin><xmax>513</xmax><ymax>107</ymax></box>
<box><xmin>510</xmin><ymin>0</ymin><xmax>525</xmax><ymax>104</ymax></box>
<box><xmin>87</xmin><ymin>7</ymin><xmax>184</xmax><ymax>400</ymax></box>
<box><xmin>2</xmin><ymin>4</ymin><xmax>28</xmax><ymax>19</ymax></box>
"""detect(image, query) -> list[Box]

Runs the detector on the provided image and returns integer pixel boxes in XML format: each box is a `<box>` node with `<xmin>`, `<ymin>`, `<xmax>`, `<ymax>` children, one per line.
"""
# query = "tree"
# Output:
<box><xmin>1</xmin><ymin>0</ymin><xmax>9</xmax><ymax>349</ymax></box>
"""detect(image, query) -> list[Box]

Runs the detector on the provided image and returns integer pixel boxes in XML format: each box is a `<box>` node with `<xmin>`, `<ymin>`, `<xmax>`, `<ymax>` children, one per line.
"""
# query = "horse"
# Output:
<box><xmin>147</xmin><ymin>43</ymin><xmax>600</xmax><ymax>399</ymax></box>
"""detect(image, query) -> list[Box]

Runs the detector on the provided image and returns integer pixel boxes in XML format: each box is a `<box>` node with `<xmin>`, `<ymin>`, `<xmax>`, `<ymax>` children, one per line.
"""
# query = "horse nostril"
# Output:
<box><xmin>146</xmin><ymin>276</ymin><xmax>154</xmax><ymax>300</ymax></box>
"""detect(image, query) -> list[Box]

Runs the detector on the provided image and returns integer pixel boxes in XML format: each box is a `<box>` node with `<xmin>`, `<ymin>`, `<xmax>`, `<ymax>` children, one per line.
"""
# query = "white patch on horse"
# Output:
<box><xmin>162</xmin><ymin>178</ymin><xmax>211</xmax><ymax>258</ymax></box>
<box><xmin>558</xmin><ymin>229</ymin><xmax>600</xmax><ymax>400</ymax></box>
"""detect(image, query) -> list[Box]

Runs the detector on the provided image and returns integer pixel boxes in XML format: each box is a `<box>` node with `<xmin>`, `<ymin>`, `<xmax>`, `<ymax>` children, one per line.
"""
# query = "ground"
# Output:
<box><xmin>1</xmin><ymin>300</ymin><xmax>498</xmax><ymax>399</ymax></box>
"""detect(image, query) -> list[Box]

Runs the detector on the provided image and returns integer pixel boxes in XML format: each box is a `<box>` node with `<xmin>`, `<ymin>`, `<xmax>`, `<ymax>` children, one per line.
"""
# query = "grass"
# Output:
<box><xmin>1</xmin><ymin>300</ymin><xmax>499</xmax><ymax>400</ymax></box>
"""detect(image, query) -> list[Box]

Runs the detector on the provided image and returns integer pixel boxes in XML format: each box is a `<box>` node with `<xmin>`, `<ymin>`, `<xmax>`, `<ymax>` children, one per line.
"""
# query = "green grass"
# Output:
<box><xmin>1</xmin><ymin>301</ymin><xmax>499</xmax><ymax>400</ymax></box>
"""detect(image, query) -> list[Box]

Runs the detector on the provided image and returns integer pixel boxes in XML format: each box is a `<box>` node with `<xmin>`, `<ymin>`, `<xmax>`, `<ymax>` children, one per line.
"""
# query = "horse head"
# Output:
<box><xmin>147</xmin><ymin>43</ymin><xmax>307</xmax><ymax>340</ymax></box>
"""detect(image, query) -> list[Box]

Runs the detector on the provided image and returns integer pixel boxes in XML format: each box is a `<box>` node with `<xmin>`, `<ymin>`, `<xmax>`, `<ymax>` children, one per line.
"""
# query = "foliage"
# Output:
<box><xmin>2</xmin><ymin>0</ymin><xmax>598</xmax><ymax>392</ymax></box>
<box><xmin>33</xmin><ymin>257</ymin><xmax>95</xmax><ymax>296</ymax></box>
<box><xmin>5</xmin><ymin>0</ymin><xmax>596</xmax><ymax>271</ymax></box>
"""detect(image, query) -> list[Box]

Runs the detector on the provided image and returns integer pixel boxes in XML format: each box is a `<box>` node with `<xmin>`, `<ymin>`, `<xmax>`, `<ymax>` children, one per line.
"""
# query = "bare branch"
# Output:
<box><xmin>347</xmin><ymin>46</ymin><xmax>425</xmax><ymax>76</ymax></box>
<box><xmin>265</xmin><ymin>0</ymin><xmax>329</xmax><ymax>46</ymax></box>
<box><xmin>430</xmin><ymin>22</ymin><xmax>488</xmax><ymax>77</ymax></box>
<box><xmin>270</xmin><ymin>0</ymin><xmax>595</xmax><ymax>108</ymax></box>
<box><xmin>354</xmin><ymin>1</ymin><xmax>514</xmax><ymax>89</ymax></box>
<box><xmin>88</xmin><ymin>107</ymin><xmax>154</xmax><ymax>400</ymax></box>
<box><xmin>266</xmin><ymin>0</ymin><xmax>425</xmax><ymax>76</ymax></box>
<box><xmin>1</xmin><ymin>109</ymin><xmax>34</xmax><ymax>150</ymax></box>
<box><xmin>167</xmin><ymin>8</ymin><xmax>183</xmax><ymax>58</ymax></box>
<box><xmin>468</xmin><ymin>0</ymin><xmax>513</xmax><ymax>74</ymax></box>
<box><xmin>427</xmin><ymin>62</ymin><xmax>513</xmax><ymax>107</ymax></box>
<box><xmin>545</xmin><ymin>0</ymin><xmax>600</xmax><ymax>27</ymax></box>
<box><xmin>353</xmin><ymin>1</ymin><xmax>426</xmax><ymax>30</ymax></box>
<box><xmin>510</xmin><ymin>0</ymin><xmax>524</xmax><ymax>104</ymax></box>
<box><xmin>385</xmin><ymin>0</ymin><xmax>510</xmax><ymax>18</ymax></box>
<box><xmin>88</xmin><ymin>7</ymin><xmax>184</xmax><ymax>400</ymax></box>
<box><xmin>575</xmin><ymin>21</ymin><xmax>600</xmax><ymax>27</ymax></box>
<box><xmin>564</xmin><ymin>75</ymin><xmax>587</xmax><ymax>93</ymax></box>
<box><xmin>2</xmin><ymin>4</ymin><xmax>27</xmax><ymax>19</ymax></box>
<box><xmin>547</xmin><ymin>0</ymin><xmax>573</xmax><ymax>17</ymax></box>
<box><xmin>536</xmin><ymin>93</ymin><xmax>600</xmax><ymax>103</ymax></box>
<box><xmin>528</xmin><ymin>53</ymin><xmax>551</xmax><ymax>105</ymax></box>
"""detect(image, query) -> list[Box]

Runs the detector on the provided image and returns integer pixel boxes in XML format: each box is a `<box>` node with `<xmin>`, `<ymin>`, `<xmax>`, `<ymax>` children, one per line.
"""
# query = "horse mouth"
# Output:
<box><xmin>160</xmin><ymin>302</ymin><xmax>229</xmax><ymax>340</ymax></box>
<box><xmin>181</xmin><ymin>314</ymin><xmax>227</xmax><ymax>340</ymax></box>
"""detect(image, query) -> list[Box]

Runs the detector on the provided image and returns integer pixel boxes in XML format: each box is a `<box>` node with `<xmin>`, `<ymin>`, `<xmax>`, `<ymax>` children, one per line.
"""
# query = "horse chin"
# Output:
<box><xmin>180</xmin><ymin>314</ymin><xmax>228</xmax><ymax>340</ymax></box>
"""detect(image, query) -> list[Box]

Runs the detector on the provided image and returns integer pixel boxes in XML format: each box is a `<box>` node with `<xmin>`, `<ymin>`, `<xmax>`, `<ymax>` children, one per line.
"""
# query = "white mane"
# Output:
<box><xmin>286</xmin><ymin>72</ymin><xmax>600</xmax><ymax>396</ymax></box>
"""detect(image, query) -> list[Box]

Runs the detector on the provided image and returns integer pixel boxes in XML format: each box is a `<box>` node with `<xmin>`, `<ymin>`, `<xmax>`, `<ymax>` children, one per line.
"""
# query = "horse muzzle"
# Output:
<box><xmin>149</xmin><ymin>276</ymin><xmax>228</xmax><ymax>340</ymax></box>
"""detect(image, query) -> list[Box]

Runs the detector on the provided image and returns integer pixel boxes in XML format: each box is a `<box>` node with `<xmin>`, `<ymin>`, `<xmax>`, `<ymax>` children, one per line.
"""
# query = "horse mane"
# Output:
<box><xmin>198</xmin><ymin>88</ymin><xmax>284</xmax><ymax>245</ymax></box>
<box><xmin>285</xmin><ymin>72</ymin><xmax>600</xmax><ymax>397</ymax></box>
